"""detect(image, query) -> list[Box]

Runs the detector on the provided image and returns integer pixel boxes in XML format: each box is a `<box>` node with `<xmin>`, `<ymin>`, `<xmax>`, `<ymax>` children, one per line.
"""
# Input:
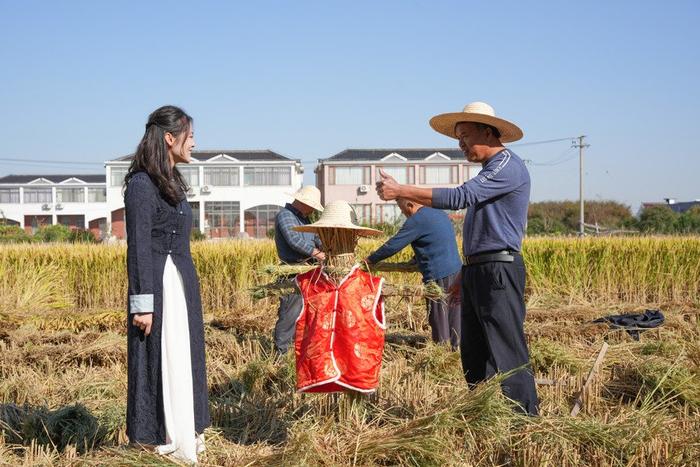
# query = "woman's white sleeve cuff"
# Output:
<box><xmin>129</xmin><ymin>294</ymin><xmax>153</xmax><ymax>314</ymax></box>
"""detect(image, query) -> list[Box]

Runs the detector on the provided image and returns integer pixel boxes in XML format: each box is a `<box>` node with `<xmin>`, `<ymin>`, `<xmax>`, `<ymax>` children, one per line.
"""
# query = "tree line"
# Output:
<box><xmin>526</xmin><ymin>200</ymin><xmax>700</xmax><ymax>235</ymax></box>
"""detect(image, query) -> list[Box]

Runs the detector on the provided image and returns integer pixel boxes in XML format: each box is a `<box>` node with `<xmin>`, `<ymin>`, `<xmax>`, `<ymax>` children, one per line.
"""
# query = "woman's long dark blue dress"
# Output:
<box><xmin>124</xmin><ymin>171</ymin><xmax>210</xmax><ymax>445</ymax></box>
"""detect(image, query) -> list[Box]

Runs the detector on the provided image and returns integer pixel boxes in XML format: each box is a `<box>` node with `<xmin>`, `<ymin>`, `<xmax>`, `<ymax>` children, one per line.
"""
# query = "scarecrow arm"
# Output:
<box><xmin>382</xmin><ymin>282</ymin><xmax>446</xmax><ymax>300</ymax></box>
<box><xmin>263</xmin><ymin>262</ymin><xmax>419</xmax><ymax>277</ymax></box>
<box><xmin>251</xmin><ymin>277</ymin><xmax>446</xmax><ymax>301</ymax></box>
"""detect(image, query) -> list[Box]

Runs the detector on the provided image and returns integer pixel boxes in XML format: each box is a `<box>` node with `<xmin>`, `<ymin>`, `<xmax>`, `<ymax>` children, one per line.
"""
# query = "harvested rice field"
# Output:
<box><xmin>1</xmin><ymin>238</ymin><xmax>699</xmax><ymax>466</ymax></box>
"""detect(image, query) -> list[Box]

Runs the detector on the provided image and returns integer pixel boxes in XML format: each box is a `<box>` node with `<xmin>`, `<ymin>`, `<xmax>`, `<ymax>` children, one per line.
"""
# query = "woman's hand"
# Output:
<box><xmin>133</xmin><ymin>313</ymin><xmax>153</xmax><ymax>336</ymax></box>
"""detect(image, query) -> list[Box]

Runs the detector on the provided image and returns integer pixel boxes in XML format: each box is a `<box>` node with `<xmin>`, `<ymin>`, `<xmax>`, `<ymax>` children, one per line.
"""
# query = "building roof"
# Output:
<box><xmin>321</xmin><ymin>148</ymin><xmax>467</xmax><ymax>162</ymax></box>
<box><xmin>667</xmin><ymin>201</ymin><xmax>700</xmax><ymax>214</ymax></box>
<box><xmin>112</xmin><ymin>150</ymin><xmax>297</xmax><ymax>162</ymax></box>
<box><xmin>0</xmin><ymin>174</ymin><xmax>106</xmax><ymax>184</ymax></box>
<box><xmin>641</xmin><ymin>200</ymin><xmax>700</xmax><ymax>214</ymax></box>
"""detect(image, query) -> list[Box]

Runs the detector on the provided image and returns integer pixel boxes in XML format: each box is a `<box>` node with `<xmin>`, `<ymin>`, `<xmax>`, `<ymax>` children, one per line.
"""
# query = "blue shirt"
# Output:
<box><xmin>367</xmin><ymin>206</ymin><xmax>462</xmax><ymax>282</ymax></box>
<box><xmin>274</xmin><ymin>203</ymin><xmax>321</xmax><ymax>263</ymax></box>
<box><xmin>432</xmin><ymin>149</ymin><xmax>530</xmax><ymax>257</ymax></box>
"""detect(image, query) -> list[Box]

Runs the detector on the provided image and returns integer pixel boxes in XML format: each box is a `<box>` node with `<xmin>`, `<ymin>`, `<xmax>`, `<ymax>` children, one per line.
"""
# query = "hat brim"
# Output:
<box><xmin>293</xmin><ymin>224</ymin><xmax>382</xmax><ymax>237</ymax></box>
<box><xmin>429</xmin><ymin>112</ymin><xmax>523</xmax><ymax>143</ymax></box>
<box><xmin>286</xmin><ymin>192</ymin><xmax>324</xmax><ymax>212</ymax></box>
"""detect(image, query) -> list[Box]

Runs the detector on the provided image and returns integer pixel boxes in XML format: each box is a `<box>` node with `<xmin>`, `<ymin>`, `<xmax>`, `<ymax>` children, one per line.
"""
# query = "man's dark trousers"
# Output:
<box><xmin>460</xmin><ymin>254</ymin><xmax>539</xmax><ymax>415</ymax></box>
<box><xmin>427</xmin><ymin>272</ymin><xmax>461</xmax><ymax>349</ymax></box>
<box><xmin>274</xmin><ymin>293</ymin><xmax>303</xmax><ymax>354</ymax></box>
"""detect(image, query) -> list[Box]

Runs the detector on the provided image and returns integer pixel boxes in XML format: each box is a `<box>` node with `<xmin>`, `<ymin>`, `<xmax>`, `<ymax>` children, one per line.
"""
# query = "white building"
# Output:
<box><xmin>106</xmin><ymin>150</ymin><xmax>304</xmax><ymax>239</ymax></box>
<box><xmin>0</xmin><ymin>174</ymin><xmax>108</xmax><ymax>237</ymax></box>
<box><xmin>0</xmin><ymin>150</ymin><xmax>303</xmax><ymax>240</ymax></box>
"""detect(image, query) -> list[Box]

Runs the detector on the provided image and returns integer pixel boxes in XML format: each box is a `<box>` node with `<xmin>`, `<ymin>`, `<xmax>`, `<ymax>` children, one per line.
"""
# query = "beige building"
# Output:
<box><xmin>315</xmin><ymin>148</ymin><xmax>481</xmax><ymax>224</ymax></box>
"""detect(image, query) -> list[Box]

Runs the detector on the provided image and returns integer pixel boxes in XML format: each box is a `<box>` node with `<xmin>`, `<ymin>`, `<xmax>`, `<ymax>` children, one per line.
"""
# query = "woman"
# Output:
<box><xmin>124</xmin><ymin>105</ymin><xmax>210</xmax><ymax>463</ymax></box>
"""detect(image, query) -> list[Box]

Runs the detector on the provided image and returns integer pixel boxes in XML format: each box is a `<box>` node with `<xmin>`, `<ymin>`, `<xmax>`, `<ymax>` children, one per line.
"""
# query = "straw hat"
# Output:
<box><xmin>429</xmin><ymin>101</ymin><xmax>523</xmax><ymax>143</ymax></box>
<box><xmin>288</xmin><ymin>185</ymin><xmax>324</xmax><ymax>212</ymax></box>
<box><xmin>293</xmin><ymin>200</ymin><xmax>382</xmax><ymax>236</ymax></box>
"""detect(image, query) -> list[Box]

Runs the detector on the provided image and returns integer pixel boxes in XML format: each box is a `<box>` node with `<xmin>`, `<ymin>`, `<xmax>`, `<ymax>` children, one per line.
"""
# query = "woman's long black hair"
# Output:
<box><xmin>125</xmin><ymin>105</ymin><xmax>192</xmax><ymax>205</ymax></box>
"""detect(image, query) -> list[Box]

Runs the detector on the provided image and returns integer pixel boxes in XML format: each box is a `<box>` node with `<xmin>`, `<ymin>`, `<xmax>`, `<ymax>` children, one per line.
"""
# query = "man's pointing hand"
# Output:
<box><xmin>376</xmin><ymin>168</ymin><xmax>401</xmax><ymax>200</ymax></box>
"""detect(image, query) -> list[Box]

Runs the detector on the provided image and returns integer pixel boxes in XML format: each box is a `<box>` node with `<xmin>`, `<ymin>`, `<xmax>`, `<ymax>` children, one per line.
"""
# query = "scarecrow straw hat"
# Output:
<box><xmin>429</xmin><ymin>101</ymin><xmax>523</xmax><ymax>143</ymax></box>
<box><xmin>288</xmin><ymin>185</ymin><xmax>324</xmax><ymax>212</ymax></box>
<box><xmin>294</xmin><ymin>200</ymin><xmax>381</xmax><ymax>237</ymax></box>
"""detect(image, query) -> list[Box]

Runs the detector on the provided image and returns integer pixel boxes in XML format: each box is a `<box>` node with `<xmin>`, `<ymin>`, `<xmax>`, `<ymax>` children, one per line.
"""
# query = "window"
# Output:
<box><xmin>464</xmin><ymin>164</ymin><xmax>481</xmax><ymax>181</ymax></box>
<box><xmin>88</xmin><ymin>187</ymin><xmax>106</xmax><ymax>202</ymax></box>
<box><xmin>56</xmin><ymin>187</ymin><xmax>85</xmax><ymax>203</ymax></box>
<box><xmin>331</xmin><ymin>166</ymin><xmax>370</xmax><ymax>185</ymax></box>
<box><xmin>24</xmin><ymin>188</ymin><xmax>52</xmax><ymax>203</ymax></box>
<box><xmin>244</xmin><ymin>167</ymin><xmax>291</xmax><ymax>186</ymax></box>
<box><xmin>0</xmin><ymin>188</ymin><xmax>20</xmax><ymax>203</ymax></box>
<box><xmin>244</xmin><ymin>204</ymin><xmax>282</xmax><ymax>238</ymax></box>
<box><xmin>25</xmin><ymin>215</ymin><xmax>52</xmax><ymax>233</ymax></box>
<box><xmin>420</xmin><ymin>165</ymin><xmax>458</xmax><ymax>184</ymax></box>
<box><xmin>376</xmin><ymin>203</ymin><xmax>404</xmax><ymax>223</ymax></box>
<box><xmin>110</xmin><ymin>167</ymin><xmax>128</xmax><ymax>187</ymax></box>
<box><xmin>57</xmin><ymin>215</ymin><xmax>85</xmax><ymax>229</ymax></box>
<box><xmin>204</xmin><ymin>167</ymin><xmax>239</xmax><ymax>186</ymax></box>
<box><xmin>205</xmin><ymin>201</ymin><xmax>240</xmax><ymax>237</ymax></box>
<box><xmin>189</xmin><ymin>202</ymin><xmax>200</xmax><ymax>231</ymax></box>
<box><xmin>178</xmin><ymin>166</ymin><xmax>200</xmax><ymax>187</ymax></box>
<box><xmin>377</xmin><ymin>166</ymin><xmax>414</xmax><ymax>184</ymax></box>
<box><xmin>351</xmin><ymin>204</ymin><xmax>371</xmax><ymax>225</ymax></box>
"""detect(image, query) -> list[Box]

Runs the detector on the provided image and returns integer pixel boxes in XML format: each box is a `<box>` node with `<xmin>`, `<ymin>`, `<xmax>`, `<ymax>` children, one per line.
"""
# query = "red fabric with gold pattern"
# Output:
<box><xmin>294</xmin><ymin>265</ymin><xmax>385</xmax><ymax>393</ymax></box>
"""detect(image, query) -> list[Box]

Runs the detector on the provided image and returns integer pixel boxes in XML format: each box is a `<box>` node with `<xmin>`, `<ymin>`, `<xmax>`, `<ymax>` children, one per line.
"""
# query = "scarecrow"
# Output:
<box><xmin>254</xmin><ymin>200</ymin><xmax>445</xmax><ymax>394</ymax></box>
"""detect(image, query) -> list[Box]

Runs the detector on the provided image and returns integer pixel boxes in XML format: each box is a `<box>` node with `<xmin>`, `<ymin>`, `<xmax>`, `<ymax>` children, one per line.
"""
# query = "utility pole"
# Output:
<box><xmin>572</xmin><ymin>136</ymin><xmax>590</xmax><ymax>236</ymax></box>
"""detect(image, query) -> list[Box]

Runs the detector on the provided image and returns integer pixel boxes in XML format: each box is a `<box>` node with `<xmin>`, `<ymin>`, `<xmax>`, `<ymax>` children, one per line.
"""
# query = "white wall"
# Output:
<box><xmin>0</xmin><ymin>184</ymin><xmax>107</xmax><ymax>229</ymax></box>
<box><xmin>105</xmin><ymin>161</ymin><xmax>303</xmax><ymax>235</ymax></box>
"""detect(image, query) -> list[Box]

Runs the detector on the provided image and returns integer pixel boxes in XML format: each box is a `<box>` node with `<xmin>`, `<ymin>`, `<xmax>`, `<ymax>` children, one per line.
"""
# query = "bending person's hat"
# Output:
<box><xmin>294</xmin><ymin>200</ymin><xmax>381</xmax><ymax>237</ymax></box>
<box><xmin>288</xmin><ymin>185</ymin><xmax>324</xmax><ymax>211</ymax></box>
<box><xmin>429</xmin><ymin>101</ymin><xmax>523</xmax><ymax>143</ymax></box>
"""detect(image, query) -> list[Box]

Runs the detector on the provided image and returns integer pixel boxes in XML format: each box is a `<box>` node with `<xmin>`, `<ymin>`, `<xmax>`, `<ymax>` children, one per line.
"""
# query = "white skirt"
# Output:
<box><xmin>156</xmin><ymin>255</ymin><xmax>205</xmax><ymax>464</ymax></box>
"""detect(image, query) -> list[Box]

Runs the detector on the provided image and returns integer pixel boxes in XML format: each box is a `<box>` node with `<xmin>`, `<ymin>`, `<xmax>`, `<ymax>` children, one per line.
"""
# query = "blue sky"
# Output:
<box><xmin>1</xmin><ymin>0</ymin><xmax>698</xmax><ymax>211</ymax></box>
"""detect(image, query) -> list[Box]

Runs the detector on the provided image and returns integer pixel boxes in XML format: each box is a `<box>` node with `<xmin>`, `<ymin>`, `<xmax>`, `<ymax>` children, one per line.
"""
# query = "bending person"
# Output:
<box><xmin>365</xmin><ymin>198</ymin><xmax>461</xmax><ymax>349</ymax></box>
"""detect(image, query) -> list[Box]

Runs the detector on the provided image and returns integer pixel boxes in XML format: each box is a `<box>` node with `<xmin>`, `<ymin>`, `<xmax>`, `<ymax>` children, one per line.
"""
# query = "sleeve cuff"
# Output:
<box><xmin>431</xmin><ymin>188</ymin><xmax>449</xmax><ymax>209</ymax></box>
<box><xmin>129</xmin><ymin>294</ymin><xmax>153</xmax><ymax>314</ymax></box>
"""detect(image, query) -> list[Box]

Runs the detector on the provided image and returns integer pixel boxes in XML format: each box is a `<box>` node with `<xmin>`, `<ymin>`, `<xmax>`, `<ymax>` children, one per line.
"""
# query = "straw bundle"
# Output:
<box><xmin>264</xmin><ymin>261</ymin><xmax>419</xmax><ymax>277</ymax></box>
<box><xmin>251</xmin><ymin>278</ymin><xmax>446</xmax><ymax>301</ymax></box>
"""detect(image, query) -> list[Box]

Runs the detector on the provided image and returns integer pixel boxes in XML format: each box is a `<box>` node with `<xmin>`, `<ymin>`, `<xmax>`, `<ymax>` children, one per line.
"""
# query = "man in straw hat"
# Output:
<box><xmin>375</xmin><ymin>102</ymin><xmax>538</xmax><ymax>415</ymax></box>
<box><xmin>273</xmin><ymin>185</ymin><xmax>325</xmax><ymax>354</ymax></box>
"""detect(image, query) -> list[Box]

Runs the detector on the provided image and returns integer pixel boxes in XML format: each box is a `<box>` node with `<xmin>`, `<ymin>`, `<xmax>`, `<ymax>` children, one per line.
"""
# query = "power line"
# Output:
<box><xmin>508</xmin><ymin>137</ymin><xmax>576</xmax><ymax>147</ymax></box>
<box><xmin>0</xmin><ymin>158</ymin><xmax>103</xmax><ymax>166</ymax></box>
<box><xmin>2</xmin><ymin>136</ymin><xmax>577</xmax><ymax>167</ymax></box>
<box><xmin>526</xmin><ymin>147</ymin><xmax>578</xmax><ymax>167</ymax></box>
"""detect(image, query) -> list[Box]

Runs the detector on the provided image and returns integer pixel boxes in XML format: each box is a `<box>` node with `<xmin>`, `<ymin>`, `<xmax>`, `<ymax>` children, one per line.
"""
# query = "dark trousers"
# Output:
<box><xmin>274</xmin><ymin>293</ymin><xmax>303</xmax><ymax>354</ymax></box>
<box><xmin>427</xmin><ymin>272</ymin><xmax>461</xmax><ymax>349</ymax></box>
<box><xmin>461</xmin><ymin>255</ymin><xmax>539</xmax><ymax>415</ymax></box>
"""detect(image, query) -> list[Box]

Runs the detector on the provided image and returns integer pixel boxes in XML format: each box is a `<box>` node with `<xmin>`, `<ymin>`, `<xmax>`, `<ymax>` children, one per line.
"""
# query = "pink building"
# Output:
<box><xmin>315</xmin><ymin>148</ymin><xmax>481</xmax><ymax>224</ymax></box>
